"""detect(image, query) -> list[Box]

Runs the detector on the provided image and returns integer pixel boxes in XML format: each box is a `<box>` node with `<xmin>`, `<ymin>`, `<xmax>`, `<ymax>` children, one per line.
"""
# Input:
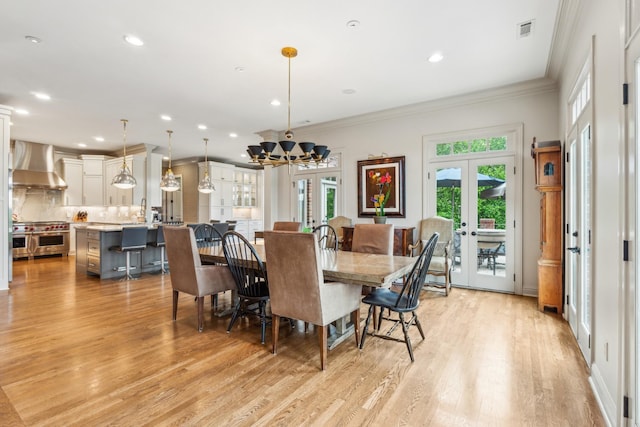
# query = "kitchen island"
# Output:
<box><xmin>75</xmin><ymin>224</ymin><xmax>165</xmax><ymax>279</ymax></box>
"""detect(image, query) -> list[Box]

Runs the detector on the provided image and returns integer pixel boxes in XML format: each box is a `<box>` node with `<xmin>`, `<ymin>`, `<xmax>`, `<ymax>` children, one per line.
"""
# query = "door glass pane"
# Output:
<box><xmin>320</xmin><ymin>176</ymin><xmax>337</xmax><ymax>224</ymax></box>
<box><xmin>435</xmin><ymin>166</ymin><xmax>463</xmax><ymax>272</ymax></box>
<box><xmin>569</xmin><ymin>139</ymin><xmax>578</xmax><ymax>314</ymax></box>
<box><xmin>475</xmin><ymin>163</ymin><xmax>506</xmax><ymax>277</ymax></box>
<box><xmin>296</xmin><ymin>178</ymin><xmax>312</xmax><ymax>230</ymax></box>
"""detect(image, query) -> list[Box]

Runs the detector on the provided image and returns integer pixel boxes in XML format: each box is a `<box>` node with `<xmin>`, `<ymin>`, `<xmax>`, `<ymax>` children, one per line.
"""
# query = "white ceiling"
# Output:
<box><xmin>1</xmin><ymin>0</ymin><xmax>560</xmax><ymax>163</ymax></box>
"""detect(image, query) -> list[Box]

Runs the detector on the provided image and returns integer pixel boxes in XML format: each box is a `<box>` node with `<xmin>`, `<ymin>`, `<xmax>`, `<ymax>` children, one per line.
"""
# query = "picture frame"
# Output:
<box><xmin>357</xmin><ymin>155</ymin><xmax>405</xmax><ymax>218</ymax></box>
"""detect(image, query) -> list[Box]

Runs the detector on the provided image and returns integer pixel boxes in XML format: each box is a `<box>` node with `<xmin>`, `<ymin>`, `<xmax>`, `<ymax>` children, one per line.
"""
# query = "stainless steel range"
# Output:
<box><xmin>12</xmin><ymin>221</ymin><xmax>70</xmax><ymax>259</ymax></box>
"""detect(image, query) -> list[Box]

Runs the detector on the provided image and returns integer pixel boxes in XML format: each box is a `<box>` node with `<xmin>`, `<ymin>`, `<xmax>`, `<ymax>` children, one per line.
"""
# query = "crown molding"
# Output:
<box><xmin>292</xmin><ymin>78</ymin><xmax>558</xmax><ymax>135</ymax></box>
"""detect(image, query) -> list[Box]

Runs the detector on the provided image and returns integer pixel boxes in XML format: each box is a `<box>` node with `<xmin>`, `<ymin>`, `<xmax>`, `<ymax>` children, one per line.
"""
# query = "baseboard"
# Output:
<box><xmin>589</xmin><ymin>363</ymin><xmax>616</xmax><ymax>427</ymax></box>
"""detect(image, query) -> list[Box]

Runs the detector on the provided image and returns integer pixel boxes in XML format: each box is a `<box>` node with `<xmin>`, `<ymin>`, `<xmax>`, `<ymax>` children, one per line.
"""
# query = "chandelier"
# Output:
<box><xmin>160</xmin><ymin>130</ymin><xmax>180</xmax><ymax>192</ymax></box>
<box><xmin>247</xmin><ymin>47</ymin><xmax>331</xmax><ymax>168</ymax></box>
<box><xmin>111</xmin><ymin>119</ymin><xmax>137</xmax><ymax>189</ymax></box>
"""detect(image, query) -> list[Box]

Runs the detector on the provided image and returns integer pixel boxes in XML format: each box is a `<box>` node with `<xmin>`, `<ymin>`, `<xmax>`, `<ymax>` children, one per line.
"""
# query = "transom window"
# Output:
<box><xmin>435</xmin><ymin>136</ymin><xmax>507</xmax><ymax>157</ymax></box>
<box><xmin>570</xmin><ymin>71</ymin><xmax>591</xmax><ymax>125</ymax></box>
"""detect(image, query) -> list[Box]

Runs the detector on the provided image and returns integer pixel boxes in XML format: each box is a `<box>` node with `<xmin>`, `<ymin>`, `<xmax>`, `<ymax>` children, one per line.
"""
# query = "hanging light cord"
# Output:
<box><xmin>121</xmin><ymin>119</ymin><xmax>128</xmax><ymax>166</ymax></box>
<box><xmin>203</xmin><ymin>138</ymin><xmax>209</xmax><ymax>163</ymax></box>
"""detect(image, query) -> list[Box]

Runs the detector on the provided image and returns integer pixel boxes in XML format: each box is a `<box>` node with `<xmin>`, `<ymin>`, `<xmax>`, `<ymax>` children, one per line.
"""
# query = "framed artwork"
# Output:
<box><xmin>357</xmin><ymin>155</ymin><xmax>405</xmax><ymax>218</ymax></box>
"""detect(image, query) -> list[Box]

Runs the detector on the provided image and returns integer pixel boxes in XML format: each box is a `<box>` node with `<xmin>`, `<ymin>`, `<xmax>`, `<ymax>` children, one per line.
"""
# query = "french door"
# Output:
<box><xmin>428</xmin><ymin>156</ymin><xmax>515</xmax><ymax>293</ymax></box>
<box><xmin>291</xmin><ymin>172</ymin><xmax>340</xmax><ymax>230</ymax></box>
<box><xmin>565</xmin><ymin>122</ymin><xmax>592</xmax><ymax>363</ymax></box>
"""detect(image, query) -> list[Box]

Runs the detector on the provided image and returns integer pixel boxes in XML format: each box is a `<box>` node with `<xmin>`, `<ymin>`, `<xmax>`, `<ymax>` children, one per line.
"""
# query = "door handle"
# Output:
<box><xmin>470</xmin><ymin>231</ymin><xmax>477</xmax><ymax>236</ymax></box>
<box><xmin>461</xmin><ymin>231</ymin><xmax>467</xmax><ymax>236</ymax></box>
<box><xmin>567</xmin><ymin>246</ymin><xmax>581</xmax><ymax>254</ymax></box>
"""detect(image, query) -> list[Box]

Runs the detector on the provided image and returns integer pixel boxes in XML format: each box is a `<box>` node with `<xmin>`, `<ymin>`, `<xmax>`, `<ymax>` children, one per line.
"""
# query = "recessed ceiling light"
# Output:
<box><xmin>229</xmin><ymin>133</ymin><xmax>238</xmax><ymax>138</ymax></box>
<box><xmin>25</xmin><ymin>35</ymin><xmax>42</xmax><ymax>44</ymax></box>
<box><xmin>342</xmin><ymin>89</ymin><xmax>356</xmax><ymax>95</ymax></box>
<box><xmin>77</xmin><ymin>143</ymin><xmax>87</xmax><ymax>148</ymax></box>
<box><xmin>197</xmin><ymin>124</ymin><xmax>207</xmax><ymax>130</ymax></box>
<box><xmin>235</xmin><ymin>66</ymin><xmax>246</xmax><ymax>72</ymax></box>
<box><xmin>271</xmin><ymin>99</ymin><xmax>281</xmax><ymax>106</ymax></box>
<box><xmin>163</xmin><ymin>156</ymin><xmax>169</xmax><ymax>161</ymax></box>
<box><xmin>31</xmin><ymin>92</ymin><xmax>51</xmax><ymax>101</ymax></box>
<box><xmin>160</xmin><ymin>115</ymin><xmax>172</xmax><ymax>121</ymax></box>
<box><xmin>240</xmin><ymin>153</ymin><xmax>247</xmax><ymax>158</ymax></box>
<box><xmin>123</xmin><ymin>35</ymin><xmax>144</xmax><ymax>46</ymax></box>
<box><xmin>14</xmin><ymin>108</ymin><xmax>29</xmax><ymax>115</ymax></box>
<box><xmin>428</xmin><ymin>52</ymin><xmax>444</xmax><ymax>63</ymax></box>
<box><xmin>94</xmin><ymin>136</ymin><xmax>104</xmax><ymax>142</ymax></box>
<box><xmin>346</xmin><ymin>20</ymin><xmax>360</xmax><ymax>28</ymax></box>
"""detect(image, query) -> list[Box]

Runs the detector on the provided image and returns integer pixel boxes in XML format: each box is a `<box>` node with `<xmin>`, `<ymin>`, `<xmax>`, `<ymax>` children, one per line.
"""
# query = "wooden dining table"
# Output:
<box><xmin>199</xmin><ymin>244</ymin><xmax>417</xmax><ymax>288</ymax></box>
<box><xmin>199</xmin><ymin>243</ymin><xmax>417</xmax><ymax>348</ymax></box>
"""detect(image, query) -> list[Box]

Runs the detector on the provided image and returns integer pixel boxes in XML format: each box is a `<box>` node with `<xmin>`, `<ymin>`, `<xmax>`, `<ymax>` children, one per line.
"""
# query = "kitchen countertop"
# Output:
<box><xmin>75</xmin><ymin>223</ymin><xmax>159</xmax><ymax>232</ymax></box>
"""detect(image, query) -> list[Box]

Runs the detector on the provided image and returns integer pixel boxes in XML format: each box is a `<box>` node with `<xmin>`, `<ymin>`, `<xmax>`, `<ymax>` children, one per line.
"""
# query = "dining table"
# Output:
<box><xmin>199</xmin><ymin>243</ymin><xmax>417</xmax><ymax>348</ymax></box>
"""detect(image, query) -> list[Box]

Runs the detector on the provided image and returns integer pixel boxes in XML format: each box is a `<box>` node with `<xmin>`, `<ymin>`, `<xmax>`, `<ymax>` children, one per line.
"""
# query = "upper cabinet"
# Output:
<box><xmin>234</xmin><ymin>169</ymin><xmax>257</xmax><ymax>207</ymax></box>
<box><xmin>60</xmin><ymin>158</ymin><xmax>83</xmax><ymax>205</ymax></box>
<box><xmin>198</xmin><ymin>161</ymin><xmax>235</xmax><ymax>222</ymax></box>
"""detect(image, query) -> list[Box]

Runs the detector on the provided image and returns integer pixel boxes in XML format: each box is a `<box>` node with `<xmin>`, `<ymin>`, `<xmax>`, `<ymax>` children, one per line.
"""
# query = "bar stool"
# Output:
<box><xmin>110</xmin><ymin>226</ymin><xmax>148</xmax><ymax>280</ymax></box>
<box><xmin>148</xmin><ymin>225</ymin><xmax>167</xmax><ymax>273</ymax></box>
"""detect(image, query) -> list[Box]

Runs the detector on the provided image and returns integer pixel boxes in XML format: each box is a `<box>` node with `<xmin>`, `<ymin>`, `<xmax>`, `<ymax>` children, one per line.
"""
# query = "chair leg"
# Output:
<box><xmin>172</xmin><ymin>290</ymin><xmax>179</xmax><ymax>321</ymax></box>
<box><xmin>359</xmin><ymin>305</ymin><xmax>375</xmax><ymax>349</ymax></box>
<box><xmin>272</xmin><ymin>314</ymin><xmax>280</xmax><ymax>354</ymax></box>
<box><xmin>227</xmin><ymin>299</ymin><xmax>242</xmax><ymax>333</ymax></box>
<box><xmin>399</xmin><ymin>312</ymin><xmax>415</xmax><ymax>362</ymax></box>
<box><xmin>318</xmin><ymin>324</ymin><xmax>328</xmax><ymax>370</ymax></box>
<box><xmin>351</xmin><ymin>309</ymin><xmax>360</xmax><ymax>347</ymax></box>
<box><xmin>259</xmin><ymin>301</ymin><xmax>267</xmax><ymax>345</ymax></box>
<box><xmin>413</xmin><ymin>311</ymin><xmax>425</xmax><ymax>339</ymax></box>
<box><xmin>197</xmin><ymin>296</ymin><xmax>205</xmax><ymax>332</ymax></box>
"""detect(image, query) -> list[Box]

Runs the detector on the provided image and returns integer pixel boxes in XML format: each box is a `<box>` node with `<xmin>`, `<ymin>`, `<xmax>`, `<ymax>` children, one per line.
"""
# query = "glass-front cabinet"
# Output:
<box><xmin>234</xmin><ymin>169</ymin><xmax>257</xmax><ymax>207</ymax></box>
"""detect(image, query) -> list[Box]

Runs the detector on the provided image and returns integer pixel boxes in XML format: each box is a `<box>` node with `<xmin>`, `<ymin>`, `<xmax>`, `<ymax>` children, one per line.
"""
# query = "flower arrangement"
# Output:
<box><xmin>369</xmin><ymin>170</ymin><xmax>392</xmax><ymax>216</ymax></box>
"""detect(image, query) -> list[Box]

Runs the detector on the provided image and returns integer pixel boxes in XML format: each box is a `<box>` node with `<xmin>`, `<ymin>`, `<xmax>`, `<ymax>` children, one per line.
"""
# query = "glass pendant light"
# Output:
<box><xmin>111</xmin><ymin>119</ymin><xmax>137</xmax><ymax>189</ymax></box>
<box><xmin>197</xmin><ymin>138</ymin><xmax>215</xmax><ymax>194</ymax></box>
<box><xmin>160</xmin><ymin>130</ymin><xmax>180</xmax><ymax>192</ymax></box>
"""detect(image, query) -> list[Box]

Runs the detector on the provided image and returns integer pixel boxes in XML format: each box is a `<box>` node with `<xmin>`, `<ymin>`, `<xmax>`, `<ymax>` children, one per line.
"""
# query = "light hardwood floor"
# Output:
<box><xmin>1</xmin><ymin>255</ymin><xmax>605</xmax><ymax>426</ymax></box>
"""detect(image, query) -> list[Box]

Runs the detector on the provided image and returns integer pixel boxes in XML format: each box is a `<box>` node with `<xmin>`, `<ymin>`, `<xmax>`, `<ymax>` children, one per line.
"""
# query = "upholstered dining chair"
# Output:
<box><xmin>273</xmin><ymin>221</ymin><xmax>302</xmax><ymax>231</ymax></box>
<box><xmin>312</xmin><ymin>224</ymin><xmax>338</xmax><ymax>250</ymax></box>
<box><xmin>327</xmin><ymin>215</ymin><xmax>352</xmax><ymax>249</ymax></box>
<box><xmin>351</xmin><ymin>223</ymin><xmax>394</xmax><ymax>255</ymax></box>
<box><xmin>407</xmin><ymin>216</ymin><xmax>454</xmax><ymax>295</ymax></box>
<box><xmin>222</xmin><ymin>231</ymin><xmax>270</xmax><ymax>344</ymax></box>
<box><xmin>360</xmin><ymin>232</ymin><xmax>439</xmax><ymax>362</ymax></box>
<box><xmin>264</xmin><ymin>231</ymin><xmax>362</xmax><ymax>370</ymax></box>
<box><xmin>163</xmin><ymin>226</ymin><xmax>236</xmax><ymax>332</ymax></box>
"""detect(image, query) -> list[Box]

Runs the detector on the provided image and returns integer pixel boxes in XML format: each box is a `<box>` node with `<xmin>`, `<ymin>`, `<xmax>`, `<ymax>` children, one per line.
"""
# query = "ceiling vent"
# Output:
<box><xmin>518</xmin><ymin>19</ymin><xmax>535</xmax><ymax>38</ymax></box>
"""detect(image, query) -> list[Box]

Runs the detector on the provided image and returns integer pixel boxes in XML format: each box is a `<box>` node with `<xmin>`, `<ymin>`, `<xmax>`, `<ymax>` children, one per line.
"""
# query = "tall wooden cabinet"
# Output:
<box><xmin>531</xmin><ymin>139</ymin><xmax>563</xmax><ymax>313</ymax></box>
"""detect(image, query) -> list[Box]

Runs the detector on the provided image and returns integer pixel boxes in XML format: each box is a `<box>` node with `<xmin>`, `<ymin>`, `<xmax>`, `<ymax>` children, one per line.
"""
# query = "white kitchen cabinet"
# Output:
<box><xmin>61</xmin><ymin>158</ymin><xmax>83</xmax><ymax>206</ymax></box>
<box><xmin>80</xmin><ymin>154</ymin><xmax>110</xmax><ymax>206</ymax></box>
<box><xmin>234</xmin><ymin>169</ymin><xmax>257</xmax><ymax>207</ymax></box>
<box><xmin>198</xmin><ymin>161</ymin><xmax>235</xmax><ymax>222</ymax></box>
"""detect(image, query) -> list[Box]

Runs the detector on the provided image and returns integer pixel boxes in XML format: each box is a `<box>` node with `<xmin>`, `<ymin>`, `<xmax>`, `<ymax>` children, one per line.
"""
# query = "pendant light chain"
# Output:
<box><xmin>167</xmin><ymin>130</ymin><xmax>173</xmax><ymax>169</ymax></box>
<box><xmin>121</xmin><ymin>119</ymin><xmax>128</xmax><ymax>157</ymax></box>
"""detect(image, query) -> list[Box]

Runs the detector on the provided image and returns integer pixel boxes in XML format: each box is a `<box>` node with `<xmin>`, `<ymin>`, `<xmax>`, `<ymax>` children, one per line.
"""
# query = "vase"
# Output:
<box><xmin>373</xmin><ymin>216</ymin><xmax>387</xmax><ymax>224</ymax></box>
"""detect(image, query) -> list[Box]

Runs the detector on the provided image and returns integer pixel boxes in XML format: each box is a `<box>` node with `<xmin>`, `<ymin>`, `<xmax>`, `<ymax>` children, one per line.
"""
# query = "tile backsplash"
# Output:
<box><xmin>12</xmin><ymin>188</ymin><xmax>143</xmax><ymax>223</ymax></box>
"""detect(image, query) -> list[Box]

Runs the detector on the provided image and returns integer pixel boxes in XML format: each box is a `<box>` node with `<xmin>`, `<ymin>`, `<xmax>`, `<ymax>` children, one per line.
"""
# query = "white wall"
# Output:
<box><xmin>274</xmin><ymin>79</ymin><xmax>559</xmax><ymax>293</ymax></box>
<box><xmin>555</xmin><ymin>0</ymin><xmax>625</xmax><ymax>424</ymax></box>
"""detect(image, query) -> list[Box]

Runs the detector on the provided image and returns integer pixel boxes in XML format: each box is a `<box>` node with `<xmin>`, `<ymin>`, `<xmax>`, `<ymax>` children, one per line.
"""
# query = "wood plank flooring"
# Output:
<box><xmin>1</xmin><ymin>255</ymin><xmax>605</xmax><ymax>426</ymax></box>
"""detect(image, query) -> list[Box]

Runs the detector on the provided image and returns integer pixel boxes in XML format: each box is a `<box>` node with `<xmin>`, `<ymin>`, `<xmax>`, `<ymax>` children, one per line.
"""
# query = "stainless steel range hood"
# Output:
<box><xmin>12</xmin><ymin>140</ymin><xmax>67</xmax><ymax>190</ymax></box>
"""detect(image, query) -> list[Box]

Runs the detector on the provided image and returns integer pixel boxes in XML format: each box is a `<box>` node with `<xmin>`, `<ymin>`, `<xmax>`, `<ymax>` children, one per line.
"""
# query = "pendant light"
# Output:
<box><xmin>160</xmin><ymin>130</ymin><xmax>180</xmax><ymax>192</ymax></box>
<box><xmin>197</xmin><ymin>138</ymin><xmax>215</xmax><ymax>194</ymax></box>
<box><xmin>111</xmin><ymin>119</ymin><xmax>137</xmax><ymax>189</ymax></box>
